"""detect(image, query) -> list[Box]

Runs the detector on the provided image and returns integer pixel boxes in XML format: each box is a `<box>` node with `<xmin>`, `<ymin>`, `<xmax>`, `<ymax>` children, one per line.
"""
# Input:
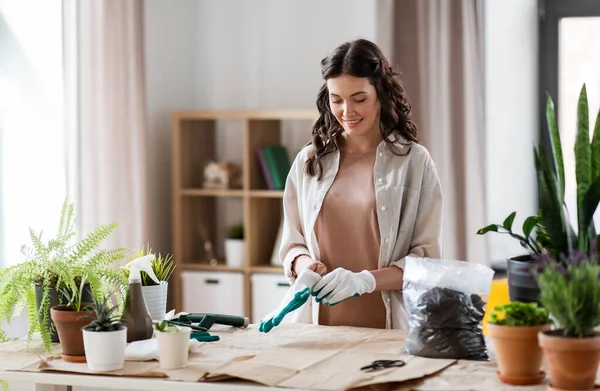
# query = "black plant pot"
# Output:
<box><xmin>34</xmin><ymin>283</ymin><xmax>93</xmax><ymax>343</ymax></box>
<box><xmin>507</xmin><ymin>255</ymin><xmax>540</xmax><ymax>304</ymax></box>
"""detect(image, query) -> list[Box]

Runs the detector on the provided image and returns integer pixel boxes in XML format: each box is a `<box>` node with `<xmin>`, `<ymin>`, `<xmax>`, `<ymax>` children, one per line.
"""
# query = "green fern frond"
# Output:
<box><xmin>1</xmin><ymin>379</ymin><xmax>8</xmax><ymax>391</ymax></box>
<box><xmin>69</xmin><ymin>223</ymin><xmax>119</xmax><ymax>263</ymax></box>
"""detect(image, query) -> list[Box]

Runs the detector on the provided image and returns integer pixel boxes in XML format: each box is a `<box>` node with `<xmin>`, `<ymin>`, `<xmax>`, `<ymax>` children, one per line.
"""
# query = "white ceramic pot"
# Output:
<box><xmin>155</xmin><ymin>328</ymin><xmax>192</xmax><ymax>369</ymax></box>
<box><xmin>224</xmin><ymin>239</ymin><xmax>244</xmax><ymax>267</ymax></box>
<box><xmin>142</xmin><ymin>283</ymin><xmax>168</xmax><ymax>321</ymax></box>
<box><xmin>82</xmin><ymin>326</ymin><xmax>127</xmax><ymax>372</ymax></box>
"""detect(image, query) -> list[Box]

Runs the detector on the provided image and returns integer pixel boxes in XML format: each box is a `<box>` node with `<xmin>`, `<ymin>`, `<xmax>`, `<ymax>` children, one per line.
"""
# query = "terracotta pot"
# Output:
<box><xmin>488</xmin><ymin>323</ymin><xmax>551</xmax><ymax>385</ymax></box>
<box><xmin>538</xmin><ymin>329</ymin><xmax>600</xmax><ymax>390</ymax></box>
<box><xmin>50</xmin><ymin>305</ymin><xmax>95</xmax><ymax>363</ymax></box>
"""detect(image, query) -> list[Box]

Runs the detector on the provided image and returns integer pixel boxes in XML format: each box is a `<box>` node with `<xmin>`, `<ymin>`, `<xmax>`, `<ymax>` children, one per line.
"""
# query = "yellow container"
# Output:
<box><xmin>482</xmin><ymin>278</ymin><xmax>510</xmax><ymax>336</ymax></box>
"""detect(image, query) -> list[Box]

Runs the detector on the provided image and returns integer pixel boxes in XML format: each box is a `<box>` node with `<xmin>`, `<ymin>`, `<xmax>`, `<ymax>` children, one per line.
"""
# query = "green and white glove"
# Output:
<box><xmin>258</xmin><ymin>269</ymin><xmax>321</xmax><ymax>333</ymax></box>
<box><xmin>312</xmin><ymin>268</ymin><xmax>376</xmax><ymax>306</ymax></box>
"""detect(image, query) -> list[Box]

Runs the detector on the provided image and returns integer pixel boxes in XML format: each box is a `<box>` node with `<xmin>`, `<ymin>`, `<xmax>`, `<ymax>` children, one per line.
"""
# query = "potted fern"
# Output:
<box><xmin>532</xmin><ymin>84</ymin><xmax>600</xmax><ymax>390</ymax></box>
<box><xmin>224</xmin><ymin>222</ymin><xmax>244</xmax><ymax>267</ymax></box>
<box><xmin>82</xmin><ymin>295</ymin><xmax>127</xmax><ymax>372</ymax></box>
<box><xmin>0</xmin><ymin>199</ymin><xmax>128</xmax><ymax>352</ymax></box>
<box><xmin>487</xmin><ymin>302</ymin><xmax>551</xmax><ymax>385</ymax></box>
<box><xmin>153</xmin><ymin>320</ymin><xmax>191</xmax><ymax>369</ymax></box>
<box><xmin>50</xmin><ymin>274</ymin><xmax>96</xmax><ymax>362</ymax></box>
<box><xmin>122</xmin><ymin>245</ymin><xmax>175</xmax><ymax>321</ymax></box>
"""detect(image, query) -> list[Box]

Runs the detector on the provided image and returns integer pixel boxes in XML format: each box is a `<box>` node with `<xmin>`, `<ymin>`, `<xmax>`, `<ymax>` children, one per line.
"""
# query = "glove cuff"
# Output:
<box><xmin>359</xmin><ymin>270</ymin><xmax>376</xmax><ymax>294</ymax></box>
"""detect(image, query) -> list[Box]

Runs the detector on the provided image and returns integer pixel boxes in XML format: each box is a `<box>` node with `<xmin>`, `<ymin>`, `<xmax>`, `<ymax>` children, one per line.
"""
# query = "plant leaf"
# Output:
<box><xmin>535</xmin><ymin>146</ymin><xmax>569</xmax><ymax>255</ymax></box>
<box><xmin>591</xmin><ymin>108</ymin><xmax>600</xmax><ymax>180</ymax></box>
<box><xmin>523</xmin><ymin>216</ymin><xmax>541</xmax><ymax>238</ymax></box>
<box><xmin>575</xmin><ymin>84</ymin><xmax>592</xmax><ymax>249</ymax></box>
<box><xmin>476</xmin><ymin>224</ymin><xmax>499</xmax><ymax>235</ymax></box>
<box><xmin>503</xmin><ymin>212</ymin><xmax>517</xmax><ymax>231</ymax></box>
<box><xmin>581</xmin><ymin>175</ymin><xmax>600</xmax><ymax>243</ymax></box>
<box><xmin>546</xmin><ymin>92</ymin><xmax>565</xmax><ymax>202</ymax></box>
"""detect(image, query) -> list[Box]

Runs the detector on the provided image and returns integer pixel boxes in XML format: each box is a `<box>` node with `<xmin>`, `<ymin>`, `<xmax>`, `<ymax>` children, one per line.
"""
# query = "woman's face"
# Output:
<box><xmin>326</xmin><ymin>75</ymin><xmax>381</xmax><ymax>138</ymax></box>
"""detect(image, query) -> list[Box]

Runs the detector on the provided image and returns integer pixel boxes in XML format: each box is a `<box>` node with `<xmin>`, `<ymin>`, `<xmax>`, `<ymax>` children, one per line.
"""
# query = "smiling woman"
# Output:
<box><xmin>273</xmin><ymin>38</ymin><xmax>444</xmax><ymax>330</ymax></box>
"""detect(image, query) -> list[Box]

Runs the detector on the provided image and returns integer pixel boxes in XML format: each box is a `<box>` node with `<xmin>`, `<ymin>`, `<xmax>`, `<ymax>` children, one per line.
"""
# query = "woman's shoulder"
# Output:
<box><xmin>387</xmin><ymin>139</ymin><xmax>436</xmax><ymax>170</ymax></box>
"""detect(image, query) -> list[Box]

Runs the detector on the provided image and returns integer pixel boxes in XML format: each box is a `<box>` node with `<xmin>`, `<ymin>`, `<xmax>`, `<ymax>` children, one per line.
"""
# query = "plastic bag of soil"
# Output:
<box><xmin>402</xmin><ymin>257</ymin><xmax>495</xmax><ymax>361</ymax></box>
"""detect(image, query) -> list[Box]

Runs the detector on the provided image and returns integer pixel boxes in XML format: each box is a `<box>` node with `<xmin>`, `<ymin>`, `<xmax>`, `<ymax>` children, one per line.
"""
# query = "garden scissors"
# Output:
<box><xmin>360</xmin><ymin>359</ymin><xmax>406</xmax><ymax>372</ymax></box>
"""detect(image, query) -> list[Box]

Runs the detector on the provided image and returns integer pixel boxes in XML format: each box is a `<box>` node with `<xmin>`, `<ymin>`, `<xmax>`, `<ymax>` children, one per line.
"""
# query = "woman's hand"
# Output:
<box><xmin>312</xmin><ymin>268</ymin><xmax>376</xmax><ymax>305</ymax></box>
<box><xmin>293</xmin><ymin>255</ymin><xmax>328</xmax><ymax>277</ymax></box>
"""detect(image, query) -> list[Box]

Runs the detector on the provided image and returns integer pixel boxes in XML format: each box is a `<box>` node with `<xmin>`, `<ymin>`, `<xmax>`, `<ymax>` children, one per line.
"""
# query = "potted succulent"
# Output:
<box><xmin>153</xmin><ymin>320</ymin><xmax>191</xmax><ymax>369</ymax></box>
<box><xmin>50</xmin><ymin>274</ymin><xmax>96</xmax><ymax>362</ymax></box>
<box><xmin>224</xmin><ymin>222</ymin><xmax>244</xmax><ymax>267</ymax></box>
<box><xmin>122</xmin><ymin>245</ymin><xmax>175</xmax><ymax>321</ymax></box>
<box><xmin>477</xmin><ymin>212</ymin><xmax>549</xmax><ymax>303</ymax></box>
<box><xmin>487</xmin><ymin>301</ymin><xmax>552</xmax><ymax>385</ymax></box>
<box><xmin>82</xmin><ymin>295</ymin><xmax>127</xmax><ymax>372</ymax></box>
<box><xmin>532</xmin><ymin>84</ymin><xmax>600</xmax><ymax>390</ymax></box>
<box><xmin>0</xmin><ymin>199</ymin><xmax>128</xmax><ymax>352</ymax></box>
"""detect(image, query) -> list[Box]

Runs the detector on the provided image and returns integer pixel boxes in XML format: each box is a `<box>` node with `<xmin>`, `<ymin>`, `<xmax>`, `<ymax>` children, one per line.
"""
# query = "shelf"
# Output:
<box><xmin>180</xmin><ymin>188</ymin><xmax>244</xmax><ymax>197</ymax></box>
<box><xmin>251</xmin><ymin>266</ymin><xmax>284</xmax><ymax>274</ymax></box>
<box><xmin>181</xmin><ymin>263</ymin><xmax>245</xmax><ymax>273</ymax></box>
<box><xmin>248</xmin><ymin>190</ymin><xmax>284</xmax><ymax>198</ymax></box>
<box><xmin>173</xmin><ymin>110</ymin><xmax>318</xmax><ymax>121</ymax></box>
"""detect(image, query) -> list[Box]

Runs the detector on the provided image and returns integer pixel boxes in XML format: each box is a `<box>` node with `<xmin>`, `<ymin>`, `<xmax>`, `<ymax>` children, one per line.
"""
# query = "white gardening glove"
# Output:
<box><xmin>311</xmin><ymin>268</ymin><xmax>376</xmax><ymax>306</ymax></box>
<box><xmin>259</xmin><ymin>269</ymin><xmax>321</xmax><ymax>332</ymax></box>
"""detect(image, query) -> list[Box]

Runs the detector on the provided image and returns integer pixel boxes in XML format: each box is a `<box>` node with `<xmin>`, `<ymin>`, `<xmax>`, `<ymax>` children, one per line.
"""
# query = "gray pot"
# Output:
<box><xmin>507</xmin><ymin>255</ymin><xmax>540</xmax><ymax>303</ymax></box>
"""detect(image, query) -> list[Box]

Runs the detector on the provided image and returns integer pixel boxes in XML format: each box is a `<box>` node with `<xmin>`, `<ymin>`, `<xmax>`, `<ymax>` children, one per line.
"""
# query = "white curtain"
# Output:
<box><xmin>386</xmin><ymin>0</ymin><xmax>487</xmax><ymax>262</ymax></box>
<box><xmin>65</xmin><ymin>0</ymin><xmax>149</xmax><ymax>250</ymax></box>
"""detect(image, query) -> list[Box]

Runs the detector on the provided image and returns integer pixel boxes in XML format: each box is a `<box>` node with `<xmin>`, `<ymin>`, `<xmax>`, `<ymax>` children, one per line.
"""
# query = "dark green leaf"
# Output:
<box><xmin>523</xmin><ymin>216</ymin><xmax>541</xmax><ymax>238</ymax></box>
<box><xmin>503</xmin><ymin>212</ymin><xmax>517</xmax><ymax>231</ymax></box>
<box><xmin>581</xmin><ymin>175</ymin><xmax>600</xmax><ymax>245</ymax></box>
<box><xmin>591</xmin><ymin>108</ymin><xmax>600</xmax><ymax>180</ymax></box>
<box><xmin>476</xmin><ymin>224</ymin><xmax>500</xmax><ymax>235</ymax></box>
<box><xmin>535</xmin><ymin>146</ymin><xmax>569</xmax><ymax>255</ymax></box>
<box><xmin>546</xmin><ymin>93</ymin><xmax>565</xmax><ymax>201</ymax></box>
<box><xmin>576</xmin><ymin>84</ymin><xmax>592</xmax><ymax>248</ymax></box>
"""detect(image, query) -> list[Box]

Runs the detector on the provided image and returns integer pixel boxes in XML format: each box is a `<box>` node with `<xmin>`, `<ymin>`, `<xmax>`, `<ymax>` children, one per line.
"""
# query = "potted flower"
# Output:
<box><xmin>224</xmin><ymin>222</ymin><xmax>244</xmax><ymax>267</ymax></box>
<box><xmin>0</xmin><ymin>199</ymin><xmax>128</xmax><ymax>352</ymax></box>
<box><xmin>487</xmin><ymin>301</ymin><xmax>552</xmax><ymax>385</ymax></box>
<box><xmin>50</xmin><ymin>274</ymin><xmax>96</xmax><ymax>362</ymax></box>
<box><xmin>82</xmin><ymin>295</ymin><xmax>127</xmax><ymax>372</ymax></box>
<box><xmin>153</xmin><ymin>320</ymin><xmax>191</xmax><ymax>369</ymax></box>
<box><xmin>122</xmin><ymin>245</ymin><xmax>175</xmax><ymax>321</ymax></box>
<box><xmin>532</xmin><ymin>84</ymin><xmax>600</xmax><ymax>390</ymax></box>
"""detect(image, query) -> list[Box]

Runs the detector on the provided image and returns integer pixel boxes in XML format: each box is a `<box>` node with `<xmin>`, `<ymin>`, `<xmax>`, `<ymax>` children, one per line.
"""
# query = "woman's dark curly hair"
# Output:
<box><xmin>305</xmin><ymin>38</ymin><xmax>418</xmax><ymax>179</ymax></box>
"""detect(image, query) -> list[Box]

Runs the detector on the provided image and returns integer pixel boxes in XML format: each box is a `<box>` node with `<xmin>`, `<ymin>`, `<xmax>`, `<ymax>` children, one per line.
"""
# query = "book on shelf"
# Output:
<box><xmin>256</xmin><ymin>145</ymin><xmax>291</xmax><ymax>190</ymax></box>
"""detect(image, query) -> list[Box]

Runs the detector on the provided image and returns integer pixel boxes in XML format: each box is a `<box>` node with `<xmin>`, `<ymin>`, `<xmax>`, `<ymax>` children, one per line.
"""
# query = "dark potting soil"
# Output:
<box><xmin>403</xmin><ymin>284</ymin><xmax>489</xmax><ymax>361</ymax></box>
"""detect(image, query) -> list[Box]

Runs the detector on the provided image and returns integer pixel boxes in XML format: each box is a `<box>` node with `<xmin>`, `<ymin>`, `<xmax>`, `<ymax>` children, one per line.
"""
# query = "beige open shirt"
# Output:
<box><xmin>279</xmin><ymin>138</ymin><xmax>444</xmax><ymax>329</ymax></box>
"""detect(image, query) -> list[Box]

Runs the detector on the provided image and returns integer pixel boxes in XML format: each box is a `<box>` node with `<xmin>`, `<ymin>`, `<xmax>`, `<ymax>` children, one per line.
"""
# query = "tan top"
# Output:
<box><xmin>314</xmin><ymin>147</ymin><xmax>386</xmax><ymax>328</ymax></box>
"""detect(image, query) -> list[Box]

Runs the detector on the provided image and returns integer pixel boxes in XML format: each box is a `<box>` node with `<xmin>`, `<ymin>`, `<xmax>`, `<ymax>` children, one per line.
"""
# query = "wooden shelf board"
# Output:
<box><xmin>173</xmin><ymin>110</ymin><xmax>318</xmax><ymax>121</ymax></box>
<box><xmin>251</xmin><ymin>266</ymin><xmax>284</xmax><ymax>274</ymax></box>
<box><xmin>180</xmin><ymin>188</ymin><xmax>244</xmax><ymax>197</ymax></box>
<box><xmin>181</xmin><ymin>263</ymin><xmax>245</xmax><ymax>273</ymax></box>
<box><xmin>248</xmin><ymin>190</ymin><xmax>284</xmax><ymax>198</ymax></box>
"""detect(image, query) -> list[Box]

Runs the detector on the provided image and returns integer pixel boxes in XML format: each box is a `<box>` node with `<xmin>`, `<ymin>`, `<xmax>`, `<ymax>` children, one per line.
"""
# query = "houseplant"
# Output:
<box><xmin>82</xmin><ymin>294</ymin><xmax>127</xmax><ymax>372</ymax></box>
<box><xmin>153</xmin><ymin>320</ymin><xmax>191</xmax><ymax>369</ymax></box>
<box><xmin>532</xmin><ymin>84</ymin><xmax>600</xmax><ymax>390</ymax></box>
<box><xmin>477</xmin><ymin>212</ymin><xmax>549</xmax><ymax>303</ymax></box>
<box><xmin>224</xmin><ymin>222</ymin><xmax>244</xmax><ymax>267</ymax></box>
<box><xmin>0</xmin><ymin>199</ymin><xmax>128</xmax><ymax>352</ymax></box>
<box><xmin>487</xmin><ymin>301</ymin><xmax>552</xmax><ymax>385</ymax></box>
<box><xmin>50</xmin><ymin>274</ymin><xmax>96</xmax><ymax>362</ymax></box>
<box><xmin>122</xmin><ymin>245</ymin><xmax>175</xmax><ymax>321</ymax></box>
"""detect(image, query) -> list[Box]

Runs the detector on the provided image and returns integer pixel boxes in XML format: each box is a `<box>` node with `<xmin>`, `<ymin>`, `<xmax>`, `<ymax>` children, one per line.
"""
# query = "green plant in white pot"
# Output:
<box><xmin>532</xmin><ymin>83</ymin><xmax>600</xmax><ymax>390</ymax></box>
<box><xmin>122</xmin><ymin>245</ymin><xmax>175</xmax><ymax>322</ymax></box>
<box><xmin>224</xmin><ymin>223</ymin><xmax>244</xmax><ymax>267</ymax></box>
<box><xmin>153</xmin><ymin>320</ymin><xmax>191</xmax><ymax>369</ymax></box>
<box><xmin>0</xmin><ymin>199</ymin><xmax>127</xmax><ymax>352</ymax></box>
<box><xmin>82</xmin><ymin>294</ymin><xmax>127</xmax><ymax>372</ymax></box>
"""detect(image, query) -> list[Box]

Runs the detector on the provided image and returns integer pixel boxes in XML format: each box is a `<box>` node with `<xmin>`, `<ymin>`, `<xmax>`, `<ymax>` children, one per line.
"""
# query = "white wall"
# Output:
<box><xmin>484</xmin><ymin>0</ymin><xmax>539</xmax><ymax>268</ymax></box>
<box><xmin>144</xmin><ymin>0</ymin><xmax>378</xmax><ymax>260</ymax></box>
